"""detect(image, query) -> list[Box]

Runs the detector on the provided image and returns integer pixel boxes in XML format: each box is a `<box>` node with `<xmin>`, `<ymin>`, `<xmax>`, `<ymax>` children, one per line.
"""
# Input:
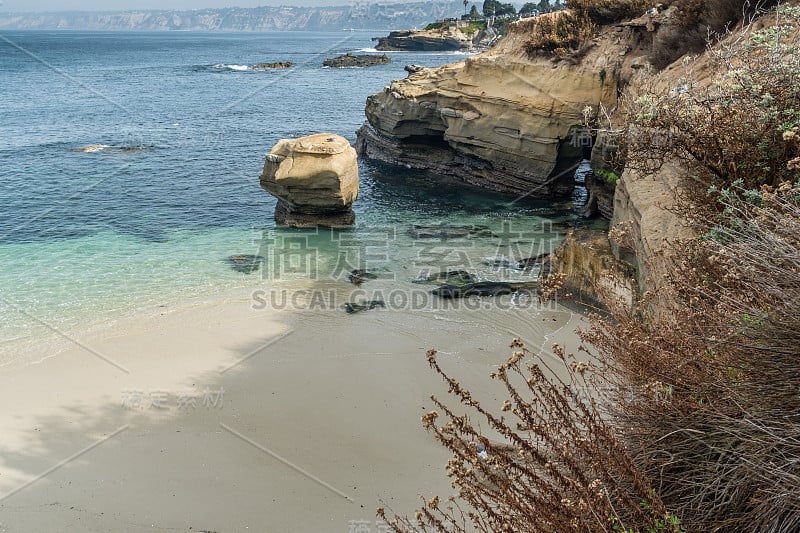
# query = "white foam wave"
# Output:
<box><xmin>354</xmin><ymin>47</ymin><xmax>379</xmax><ymax>53</ymax></box>
<box><xmin>212</xmin><ymin>63</ymin><xmax>250</xmax><ymax>71</ymax></box>
<box><xmin>72</xmin><ymin>144</ymin><xmax>112</xmax><ymax>153</ymax></box>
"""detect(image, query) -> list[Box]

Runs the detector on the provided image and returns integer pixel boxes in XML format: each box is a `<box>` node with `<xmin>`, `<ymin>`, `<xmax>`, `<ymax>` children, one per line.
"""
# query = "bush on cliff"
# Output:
<box><xmin>624</xmin><ymin>4</ymin><xmax>800</xmax><ymax>219</ymax></box>
<box><xmin>587</xmin><ymin>181</ymin><xmax>800</xmax><ymax>531</ymax></box>
<box><xmin>567</xmin><ymin>0</ymin><xmax>650</xmax><ymax>23</ymax></box>
<box><xmin>520</xmin><ymin>0</ymin><xmax>649</xmax><ymax>59</ymax></box>
<box><xmin>378</xmin><ymin>343</ymin><xmax>684</xmax><ymax>532</ymax></box>
<box><xmin>521</xmin><ymin>10</ymin><xmax>597</xmax><ymax>58</ymax></box>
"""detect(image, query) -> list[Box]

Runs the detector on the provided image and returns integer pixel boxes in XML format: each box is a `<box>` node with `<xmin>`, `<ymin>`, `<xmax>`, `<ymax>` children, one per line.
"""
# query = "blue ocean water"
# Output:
<box><xmin>0</xmin><ymin>31</ymin><xmax>583</xmax><ymax>362</ymax></box>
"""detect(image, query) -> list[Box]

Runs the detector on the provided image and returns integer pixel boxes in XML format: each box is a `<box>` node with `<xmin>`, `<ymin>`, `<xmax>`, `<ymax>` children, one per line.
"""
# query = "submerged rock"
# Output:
<box><xmin>485</xmin><ymin>253</ymin><xmax>550</xmax><ymax>270</ymax></box>
<box><xmin>431</xmin><ymin>281</ymin><xmax>540</xmax><ymax>298</ymax></box>
<box><xmin>412</xmin><ymin>270</ymin><xmax>476</xmax><ymax>285</ymax></box>
<box><xmin>323</xmin><ymin>53</ymin><xmax>390</xmax><ymax>68</ymax></box>
<box><xmin>71</xmin><ymin>144</ymin><xmax>153</xmax><ymax>153</ymax></box>
<box><xmin>259</xmin><ymin>133</ymin><xmax>359</xmax><ymax>228</ymax></box>
<box><xmin>407</xmin><ymin>224</ymin><xmax>495</xmax><ymax>240</ymax></box>
<box><xmin>226</xmin><ymin>254</ymin><xmax>265</xmax><ymax>274</ymax></box>
<box><xmin>347</xmin><ymin>269</ymin><xmax>379</xmax><ymax>285</ymax></box>
<box><xmin>343</xmin><ymin>300</ymin><xmax>386</xmax><ymax>313</ymax></box>
<box><xmin>517</xmin><ymin>253</ymin><xmax>550</xmax><ymax>268</ymax></box>
<box><xmin>72</xmin><ymin>144</ymin><xmax>111</xmax><ymax>153</ymax></box>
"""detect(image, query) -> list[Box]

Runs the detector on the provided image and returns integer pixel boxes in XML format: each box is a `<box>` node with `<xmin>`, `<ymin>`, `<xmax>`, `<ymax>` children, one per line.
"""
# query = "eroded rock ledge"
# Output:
<box><xmin>356</xmin><ymin>19</ymin><xmax>640</xmax><ymax>198</ymax></box>
<box><xmin>374</xmin><ymin>28</ymin><xmax>471</xmax><ymax>51</ymax></box>
<box><xmin>323</xmin><ymin>53</ymin><xmax>390</xmax><ymax>68</ymax></box>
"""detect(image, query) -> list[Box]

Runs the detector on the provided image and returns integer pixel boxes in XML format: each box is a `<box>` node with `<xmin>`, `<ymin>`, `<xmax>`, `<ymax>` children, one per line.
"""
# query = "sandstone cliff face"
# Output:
<box><xmin>610</xmin><ymin>162</ymin><xmax>692</xmax><ymax>292</ymax></box>
<box><xmin>357</xmin><ymin>18</ymin><xmax>638</xmax><ymax>198</ymax></box>
<box><xmin>605</xmin><ymin>21</ymin><xmax>742</xmax><ymax>292</ymax></box>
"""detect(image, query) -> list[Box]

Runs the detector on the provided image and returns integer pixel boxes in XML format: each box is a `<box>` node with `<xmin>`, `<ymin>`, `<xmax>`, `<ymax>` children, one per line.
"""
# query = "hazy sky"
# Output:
<box><xmin>1</xmin><ymin>0</ymin><xmax>350</xmax><ymax>12</ymax></box>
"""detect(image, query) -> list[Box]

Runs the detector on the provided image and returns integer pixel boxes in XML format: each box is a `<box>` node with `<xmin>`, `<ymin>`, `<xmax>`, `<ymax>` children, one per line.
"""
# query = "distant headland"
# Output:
<box><xmin>0</xmin><ymin>1</ymin><xmax>470</xmax><ymax>31</ymax></box>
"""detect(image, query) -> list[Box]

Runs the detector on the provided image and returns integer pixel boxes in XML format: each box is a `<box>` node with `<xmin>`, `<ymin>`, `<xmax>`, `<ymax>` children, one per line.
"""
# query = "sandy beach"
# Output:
<box><xmin>0</xmin><ymin>283</ymin><xmax>584</xmax><ymax>532</ymax></box>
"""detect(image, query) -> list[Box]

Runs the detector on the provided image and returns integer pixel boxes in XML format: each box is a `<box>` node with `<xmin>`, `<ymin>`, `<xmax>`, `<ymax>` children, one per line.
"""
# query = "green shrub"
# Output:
<box><xmin>596</xmin><ymin>168</ymin><xmax>620</xmax><ymax>185</ymax></box>
<box><xmin>461</xmin><ymin>20</ymin><xmax>487</xmax><ymax>37</ymax></box>
<box><xmin>424</xmin><ymin>21</ymin><xmax>447</xmax><ymax>31</ymax></box>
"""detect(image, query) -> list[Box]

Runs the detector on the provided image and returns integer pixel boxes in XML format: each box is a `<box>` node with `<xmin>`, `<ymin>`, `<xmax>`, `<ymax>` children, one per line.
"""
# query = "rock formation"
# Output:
<box><xmin>356</xmin><ymin>17</ymin><xmax>646</xmax><ymax>198</ymax></box>
<box><xmin>547</xmin><ymin>228</ymin><xmax>637</xmax><ymax>310</ymax></box>
<box><xmin>374</xmin><ymin>27</ymin><xmax>472</xmax><ymax>51</ymax></box>
<box><xmin>259</xmin><ymin>133</ymin><xmax>359</xmax><ymax>228</ymax></box>
<box><xmin>252</xmin><ymin>61</ymin><xmax>292</xmax><ymax>70</ymax></box>
<box><xmin>323</xmin><ymin>53</ymin><xmax>390</xmax><ymax>68</ymax></box>
<box><xmin>404</xmin><ymin>64</ymin><xmax>428</xmax><ymax>74</ymax></box>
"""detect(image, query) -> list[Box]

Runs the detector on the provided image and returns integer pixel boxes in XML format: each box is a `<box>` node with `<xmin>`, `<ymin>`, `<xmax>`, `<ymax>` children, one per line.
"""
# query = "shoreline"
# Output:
<box><xmin>0</xmin><ymin>283</ymin><xmax>585</xmax><ymax>531</ymax></box>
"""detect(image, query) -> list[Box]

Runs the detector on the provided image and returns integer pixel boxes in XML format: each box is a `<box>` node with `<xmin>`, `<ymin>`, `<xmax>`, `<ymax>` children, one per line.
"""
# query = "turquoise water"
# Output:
<box><xmin>0</xmin><ymin>31</ymin><xmax>586</xmax><ymax>362</ymax></box>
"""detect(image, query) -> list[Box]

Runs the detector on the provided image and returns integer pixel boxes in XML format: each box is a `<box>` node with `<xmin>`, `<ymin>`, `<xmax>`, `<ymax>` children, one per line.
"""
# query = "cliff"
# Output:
<box><xmin>356</xmin><ymin>13</ymin><xmax>652</xmax><ymax>198</ymax></box>
<box><xmin>355</xmin><ymin>7</ymin><xmax>717</xmax><ymax>307</ymax></box>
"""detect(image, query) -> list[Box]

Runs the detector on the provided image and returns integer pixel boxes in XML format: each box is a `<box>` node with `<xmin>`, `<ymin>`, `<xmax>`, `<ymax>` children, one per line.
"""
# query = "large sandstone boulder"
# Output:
<box><xmin>260</xmin><ymin>133</ymin><xmax>359</xmax><ymax>227</ymax></box>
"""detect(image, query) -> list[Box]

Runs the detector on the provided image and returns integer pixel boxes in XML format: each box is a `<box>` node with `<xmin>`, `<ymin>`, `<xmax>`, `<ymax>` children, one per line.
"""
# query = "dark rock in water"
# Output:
<box><xmin>226</xmin><ymin>254</ymin><xmax>265</xmax><ymax>274</ymax></box>
<box><xmin>408</xmin><ymin>224</ymin><xmax>495</xmax><ymax>240</ymax></box>
<box><xmin>275</xmin><ymin>200</ymin><xmax>355</xmax><ymax>228</ymax></box>
<box><xmin>404</xmin><ymin>64</ymin><xmax>427</xmax><ymax>74</ymax></box>
<box><xmin>551</xmin><ymin>220</ymin><xmax>577</xmax><ymax>232</ymax></box>
<box><xmin>484</xmin><ymin>258</ymin><xmax>517</xmax><ymax>269</ymax></box>
<box><xmin>348</xmin><ymin>269</ymin><xmax>379</xmax><ymax>285</ymax></box>
<box><xmin>323</xmin><ymin>53</ymin><xmax>390</xmax><ymax>68</ymax></box>
<box><xmin>431</xmin><ymin>281</ymin><xmax>540</xmax><ymax>298</ymax></box>
<box><xmin>344</xmin><ymin>300</ymin><xmax>386</xmax><ymax>313</ymax></box>
<box><xmin>412</xmin><ymin>270</ymin><xmax>476</xmax><ymax>285</ymax></box>
<box><xmin>517</xmin><ymin>253</ymin><xmax>551</xmax><ymax>269</ymax></box>
<box><xmin>484</xmin><ymin>254</ymin><xmax>550</xmax><ymax>270</ymax></box>
<box><xmin>252</xmin><ymin>61</ymin><xmax>292</xmax><ymax>70</ymax></box>
<box><xmin>432</xmin><ymin>282</ymin><xmax>512</xmax><ymax>298</ymax></box>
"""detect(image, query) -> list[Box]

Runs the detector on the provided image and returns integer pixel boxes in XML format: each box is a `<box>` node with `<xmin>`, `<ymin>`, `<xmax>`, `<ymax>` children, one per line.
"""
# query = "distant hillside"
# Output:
<box><xmin>0</xmin><ymin>2</ymin><xmax>468</xmax><ymax>31</ymax></box>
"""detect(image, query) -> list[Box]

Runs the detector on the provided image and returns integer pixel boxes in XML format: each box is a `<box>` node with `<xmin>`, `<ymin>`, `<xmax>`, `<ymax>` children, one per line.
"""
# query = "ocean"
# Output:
<box><xmin>0</xmin><ymin>30</ymin><xmax>589</xmax><ymax>365</ymax></box>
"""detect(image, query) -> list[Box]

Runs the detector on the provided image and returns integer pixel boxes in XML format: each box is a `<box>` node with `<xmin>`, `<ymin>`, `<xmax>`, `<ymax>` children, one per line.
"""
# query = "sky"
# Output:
<box><xmin>1</xmin><ymin>0</ymin><xmax>352</xmax><ymax>12</ymax></box>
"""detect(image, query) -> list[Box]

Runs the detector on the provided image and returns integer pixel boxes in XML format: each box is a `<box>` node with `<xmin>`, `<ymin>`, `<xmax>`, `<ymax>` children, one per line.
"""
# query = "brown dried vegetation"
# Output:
<box><xmin>624</xmin><ymin>5</ymin><xmax>800</xmax><ymax>218</ymax></box>
<box><xmin>521</xmin><ymin>10</ymin><xmax>598</xmax><ymax>59</ymax></box>
<box><xmin>380</xmin><ymin>5</ymin><xmax>800</xmax><ymax>532</ymax></box>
